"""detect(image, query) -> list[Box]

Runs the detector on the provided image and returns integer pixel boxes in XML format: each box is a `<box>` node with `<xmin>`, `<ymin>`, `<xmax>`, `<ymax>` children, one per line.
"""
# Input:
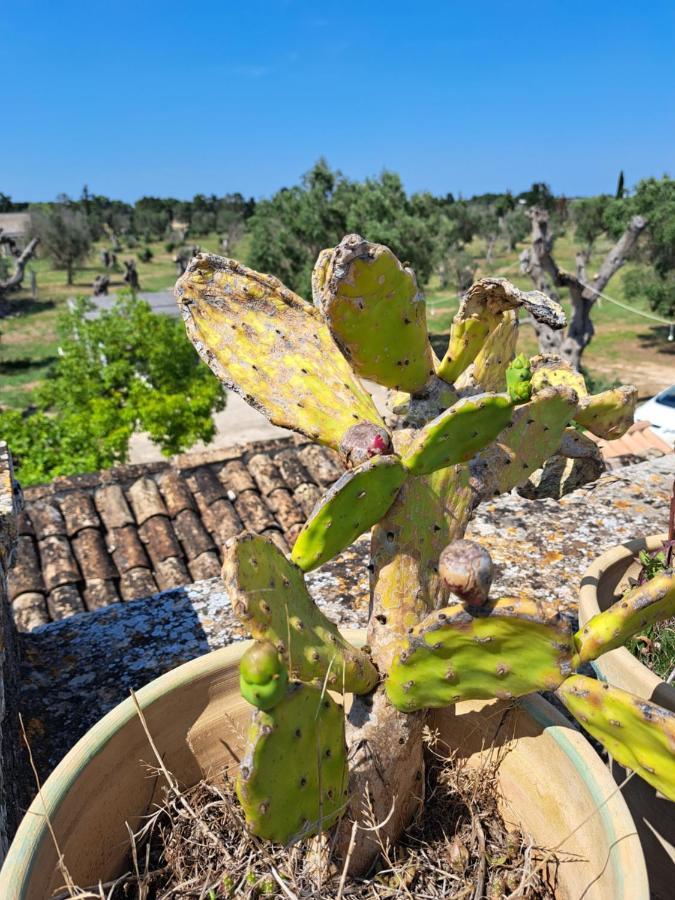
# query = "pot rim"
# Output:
<box><xmin>578</xmin><ymin>532</ymin><xmax>670</xmax><ymax>693</ymax></box>
<box><xmin>0</xmin><ymin>629</ymin><xmax>648</xmax><ymax>898</ymax></box>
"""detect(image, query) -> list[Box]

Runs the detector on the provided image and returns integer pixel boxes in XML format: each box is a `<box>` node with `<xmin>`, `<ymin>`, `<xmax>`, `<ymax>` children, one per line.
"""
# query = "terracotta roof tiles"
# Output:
<box><xmin>8</xmin><ymin>436</ymin><xmax>342</xmax><ymax>631</ymax></box>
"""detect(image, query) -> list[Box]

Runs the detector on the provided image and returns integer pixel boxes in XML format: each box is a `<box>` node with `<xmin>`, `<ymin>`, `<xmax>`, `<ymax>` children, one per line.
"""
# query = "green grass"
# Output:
<box><xmin>1</xmin><ymin>227</ymin><xmax>673</xmax><ymax>410</ymax></box>
<box><xmin>0</xmin><ymin>231</ymin><xmax>238</xmax><ymax>409</ymax></box>
<box><xmin>627</xmin><ymin>619</ymin><xmax>675</xmax><ymax>681</ymax></box>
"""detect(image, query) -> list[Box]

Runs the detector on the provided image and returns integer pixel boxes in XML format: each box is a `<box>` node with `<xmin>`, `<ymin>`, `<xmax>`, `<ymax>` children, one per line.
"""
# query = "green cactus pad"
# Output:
<box><xmin>290</xmin><ymin>456</ymin><xmax>407</xmax><ymax>572</ymax></box>
<box><xmin>470</xmin><ymin>386</ymin><xmax>578</xmax><ymax>498</ymax></box>
<box><xmin>506</xmin><ymin>353</ymin><xmax>533</xmax><ymax>404</ymax></box>
<box><xmin>574</xmin><ymin>386</ymin><xmax>637</xmax><ymax>440</ymax></box>
<box><xmin>370</xmin><ymin>438</ymin><xmax>475</xmax><ymax>670</ymax></box>
<box><xmin>456</xmin><ymin>312</ymin><xmax>518</xmax><ymax>394</ymax></box>
<box><xmin>386</xmin><ymin>597</ymin><xmax>575</xmax><ymax>712</ymax></box>
<box><xmin>223</xmin><ymin>534</ymin><xmax>378</xmax><ymax>694</ymax></box>
<box><xmin>530</xmin><ymin>355</ymin><xmax>588</xmax><ymax>398</ymax></box>
<box><xmin>312</xmin><ymin>235</ymin><xmax>434</xmax><ymax>393</ymax></box>
<box><xmin>237</xmin><ymin>683</ymin><xmax>349</xmax><ymax>842</ymax></box>
<box><xmin>575</xmin><ymin>571</ymin><xmax>675</xmax><ymax>664</ymax></box>
<box><xmin>402</xmin><ymin>393</ymin><xmax>513</xmax><ymax>476</ymax></box>
<box><xmin>557</xmin><ymin>675</ymin><xmax>675</xmax><ymax>801</ymax></box>
<box><xmin>437</xmin><ymin>278</ymin><xmax>566</xmax><ymax>385</ymax></box>
<box><xmin>240</xmin><ymin>642</ymin><xmax>289</xmax><ymax>710</ymax></box>
<box><xmin>175</xmin><ymin>253</ymin><xmax>384</xmax><ymax>450</ymax></box>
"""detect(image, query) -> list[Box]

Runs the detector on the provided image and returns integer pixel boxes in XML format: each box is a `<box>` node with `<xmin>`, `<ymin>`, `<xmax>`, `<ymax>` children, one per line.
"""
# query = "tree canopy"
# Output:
<box><xmin>0</xmin><ymin>293</ymin><xmax>225</xmax><ymax>485</ymax></box>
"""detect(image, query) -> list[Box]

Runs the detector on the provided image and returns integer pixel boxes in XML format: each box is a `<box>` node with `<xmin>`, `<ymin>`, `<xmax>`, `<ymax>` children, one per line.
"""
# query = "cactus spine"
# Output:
<box><xmin>178</xmin><ymin>236</ymin><xmax>674</xmax><ymax>871</ymax></box>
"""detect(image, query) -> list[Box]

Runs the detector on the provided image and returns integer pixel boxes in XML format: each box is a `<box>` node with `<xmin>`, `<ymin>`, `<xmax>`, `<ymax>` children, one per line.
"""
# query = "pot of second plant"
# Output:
<box><xmin>579</xmin><ymin>531</ymin><xmax>675</xmax><ymax>898</ymax></box>
<box><xmin>0</xmin><ymin>635</ymin><xmax>649</xmax><ymax>899</ymax></box>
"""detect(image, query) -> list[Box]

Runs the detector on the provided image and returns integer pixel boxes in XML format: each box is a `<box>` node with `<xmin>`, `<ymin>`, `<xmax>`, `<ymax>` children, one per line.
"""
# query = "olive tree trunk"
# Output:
<box><xmin>519</xmin><ymin>208</ymin><xmax>646</xmax><ymax>370</ymax></box>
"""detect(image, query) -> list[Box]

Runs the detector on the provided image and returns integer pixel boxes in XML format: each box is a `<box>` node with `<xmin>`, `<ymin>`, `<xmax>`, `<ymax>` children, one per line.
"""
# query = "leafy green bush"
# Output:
<box><xmin>0</xmin><ymin>292</ymin><xmax>226</xmax><ymax>485</ymax></box>
<box><xmin>138</xmin><ymin>246</ymin><xmax>154</xmax><ymax>263</ymax></box>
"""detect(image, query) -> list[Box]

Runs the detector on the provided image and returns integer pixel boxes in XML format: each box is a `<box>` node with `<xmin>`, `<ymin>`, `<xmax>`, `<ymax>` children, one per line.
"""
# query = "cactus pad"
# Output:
<box><xmin>574</xmin><ymin>386</ymin><xmax>637</xmax><ymax>440</ymax></box>
<box><xmin>240</xmin><ymin>642</ymin><xmax>289</xmax><ymax>710</ymax></box>
<box><xmin>557</xmin><ymin>675</ymin><xmax>675</xmax><ymax>801</ymax></box>
<box><xmin>575</xmin><ymin>571</ymin><xmax>675</xmax><ymax>664</ymax></box>
<box><xmin>291</xmin><ymin>456</ymin><xmax>408</xmax><ymax>572</ymax></box>
<box><xmin>223</xmin><ymin>534</ymin><xmax>378</xmax><ymax>694</ymax></box>
<box><xmin>455</xmin><ymin>312</ymin><xmax>518</xmax><ymax>394</ymax></box>
<box><xmin>237</xmin><ymin>683</ymin><xmax>349</xmax><ymax>842</ymax></box>
<box><xmin>402</xmin><ymin>393</ymin><xmax>513</xmax><ymax>476</ymax></box>
<box><xmin>386</xmin><ymin>597</ymin><xmax>575</xmax><ymax>712</ymax></box>
<box><xmin>312</xmin><ymin>234</ymin><xmax>434</xmax><ymax>393</ymax></box>
<box><xmin>530</xmin><ymin>355</ymin><xmax>588</xmax><ymax>398</ymax></box>
<box><xmin>175</xmin><ymin>253</ymin><xmax>384</xmax><ymax>450</ymax></box>
<box><xmin>470</xmin><ymin>386</ymin><xmax>578</xmax><ymax>498</ymax></box>
<box><xmin>370</xmin><ymin>447</ymin><xmax>475</xmax><ymax>670</ymax></box>
<box><xmin>506</xmin><ymin>353</ymin><xmax>533</xmax><ymax>403</ymax></box>
<box><xmin>437</xmin><ymin>278</ymin><xmax>566</xmax><ymax>384</ymax></box>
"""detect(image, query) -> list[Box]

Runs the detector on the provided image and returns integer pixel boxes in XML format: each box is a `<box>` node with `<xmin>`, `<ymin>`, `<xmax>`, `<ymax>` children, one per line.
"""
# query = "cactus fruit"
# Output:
<box><xmin>223</xmin><ymin>534</ymin><xmax>378</xmax><ymax>694</ymax></box>
<box><xmin>574</xmin><ymin>385</ymin><xmax>638</xmax><ymax>440</ymax></box>
<box><xmin>401</xmin><ymin>393</ymin><xmax>513</xmax><ymax>476</ymax></box>
<box><xmin>574</xmin><ymin>571</ymin><xmax>675</xmax><ymax>664</ymax></box>
<box><xmin>312</xmin><ymin>234</ymin><xmax>434</xmax><ymax>393</ymax></box>
<box><xmin>557</xmin><ymin>675</ymin><xmax>675</xmax><ymax>801</ymax></box>
<box><xmin>237</xmin><ymin>683</ymin><xmax>349</xmax><ymax>842</ymax></box>
<box><xmin>240</xmin><ymin>641</ymin><xmax>289</xmax><ymax>710</ymax></box>
<box><xmin>338</xmin><ymin>422</ymin><xmax>393</xmax><ymax>469</ymax></box>
<box><xmin>175</xmin><ymin>253</ymin><xmax>384</xmax><ymax>450</ymax></box>
<box><xmin>439</xmin><ymin>540</ymin><xmax>493</xmax><ymax>607</ymax></box>
<box><xmin>437</xmin><ymin>278</ymin><xmax>566</xmax><ymax>384</ymax></box>
<box><xmin>291</xmin><ymin>456</ymin><xmax>408</xmax><ymax>572</ymax></box>
<box><xmin>530</xmin><ymin>354</ymin><xmax>588</xmax><ymax>398</ymax></box>
<box><xmin>470</xmin><ymin>386</ymin><xmax>578</xmax><ymax>498</ymax></box>
<box><xmin>386</xmin><ymin>597</ymin><xmax>575</xmax><ymax>712</ymax></box>
<box><xmin>506</xmin><ymin>353</ymin><xmax>533</xmax><ymax>404</ymax></box>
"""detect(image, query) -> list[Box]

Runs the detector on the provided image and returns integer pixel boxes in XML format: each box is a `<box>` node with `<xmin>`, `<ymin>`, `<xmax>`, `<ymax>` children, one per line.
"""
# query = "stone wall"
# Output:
<box><xmin>0</xmin><ymin>443</ymin><xmax>21</xmax><ymax>861</ymax></box>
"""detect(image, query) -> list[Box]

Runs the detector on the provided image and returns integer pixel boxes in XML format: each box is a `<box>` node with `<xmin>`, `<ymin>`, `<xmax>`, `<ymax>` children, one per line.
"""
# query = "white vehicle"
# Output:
<box><xmin>635</xmin><ymin>385</ymin><xmax>675</xmax><ymax>446</ymax></box>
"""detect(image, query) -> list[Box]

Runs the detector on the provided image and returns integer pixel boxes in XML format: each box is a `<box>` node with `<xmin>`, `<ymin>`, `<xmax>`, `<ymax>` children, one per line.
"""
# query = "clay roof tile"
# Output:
<box><xmin>247</xmin><ymin>453</ymin><xmax>286</xmax><ymax>496</ymax></box>
<box><xmin>219</xmin><ymin>459</ymin><xmax>256</xmax><ymax>495</ymax></box>
<box><xmin>95</xmin><ymin>485</ymin><xmax>134</xmax><ymax>530</ymax></box>
<box><xmin>59</xmin><ymin>492</ymin><xmax>101</xmax><ymax>536</ymax></box>
<box><xmin>128</xmin><ymin>477</ymin><xmax>169</xmax><ymax>525</ymax></box>
<box><xmin>156</xmin><ymin>469</ymin><xmax>195</xmax><ymax>517</ymax></box>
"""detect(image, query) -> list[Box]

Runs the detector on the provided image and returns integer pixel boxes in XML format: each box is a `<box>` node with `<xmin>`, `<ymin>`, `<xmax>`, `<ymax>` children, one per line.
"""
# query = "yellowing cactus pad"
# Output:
<box><xmin>530</xmin><ymin>354</ymin><xmax>588</xmax><ymax>398</ymax></box>
<box><xmin>470</xmin><ymin>386</ymin><xmax>578</xmax><ymax>497</ymax></box>
<box><xmin>223</xmin><ymin>533</ymin><xmax>378</xmax><ymax>694</ymax></box>
<box><xmin>402</xmin><ymin>393</ymin><xmax>513</xmax><ymax>476</ymax></box>
<box><xmin>175</xmin><ymin>253</ymin><xmax>383</xmax><ymax>449</ymax></box>
<box><xmin>313</xmin><ymin>234</ymin><xmax>434</xmax><ymax>393</ymax></box>
<box><xmin>557</xmin><ymin>675</ymin><xmax>675</xmax><ymax>801</ymax></box>
<box><xmin>574</xmin><ymin>386</ymin><xmax>638</xmax><ymax>440</ymax></box>
<box><xmin>437</xmin><ymin>278</ymin><xmax>566</xmax><ymax>385</ymax></box>
<box><xmin>237</xmin><ymin>683</ymin><xmax>348</xmax><ymax>843</ymax></box>
<box><xmin>575</xmin><ymin>571</ymin><xmax>675</xmax><ymax>664</ymax></box>
<box><xmin>291</xmin><ymin>456</ymin><xmax>408</xmax><ymax>572</ymax></box>
<box><xmin>386</xmin><ymin>597</ymin><xmax>575</xmax><ymax>712</ymax></box>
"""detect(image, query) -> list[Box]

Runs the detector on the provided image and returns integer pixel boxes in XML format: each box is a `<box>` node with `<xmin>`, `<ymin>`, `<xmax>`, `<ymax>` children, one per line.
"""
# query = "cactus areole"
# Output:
<box><xmin>176</xmin><ymin>235</ymin><xmax>673</xmax><ymax>877</ymax></box>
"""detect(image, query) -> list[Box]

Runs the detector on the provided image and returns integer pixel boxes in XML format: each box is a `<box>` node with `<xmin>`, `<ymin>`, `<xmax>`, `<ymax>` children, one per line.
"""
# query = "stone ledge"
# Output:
<box><xmin>15</xmin><ymin>455</ymin><xmax>675</xmax><ymax>803</ymax></box>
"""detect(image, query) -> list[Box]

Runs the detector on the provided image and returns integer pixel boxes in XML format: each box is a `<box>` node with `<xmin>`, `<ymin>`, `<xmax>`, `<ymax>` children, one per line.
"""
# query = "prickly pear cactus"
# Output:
<box><xmin>291</xmin><ymin>455</ymin><xmax>408</xmax><ymax>571</ymax></box>
<box><xmin>177</xmin><ymin>237</ymin><xmax>674</xmax><ymax>860</ymax></box>
<box><xmin>237</xmin><ymin>682</ymin><xmax>348</xmax><ymax>841</ymax></box>
<box><xmin>506</xmin><ymin>353</ymin><xmax>532</xmax><ymax>403</ymax></box>
<box><xmin>386</xmin><ymin>598</ymin><xmax>575</xmax><ymax>711</ymax></box>
<box><xmin>557</xmin><ymin>675</ymin><xmax>675</xmax><ymax>801</ymax></box>
<box><xmin>239</xmin><ymin>641</ymin><xmax>288</xmax><ymax>709</ymax></box>
<box><xmin>223</xmin><ymin>533</ymin><xmax>378</xmax><ymax>694</ymax></box>
<box><xmin>574</xmin><ymin>571</ymin><xmax>675</xmax><ymax>664</ymax></box>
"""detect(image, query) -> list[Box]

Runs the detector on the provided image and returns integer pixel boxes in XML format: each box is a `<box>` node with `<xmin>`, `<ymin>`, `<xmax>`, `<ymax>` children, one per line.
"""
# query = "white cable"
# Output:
<box><xmin>577</xmin><ymin>279</ymin><xmax>674</xmax><ymax>327</ymax></box>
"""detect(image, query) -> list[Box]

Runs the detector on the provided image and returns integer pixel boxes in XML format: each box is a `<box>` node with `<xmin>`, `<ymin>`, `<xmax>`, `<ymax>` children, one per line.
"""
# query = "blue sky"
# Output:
<box><xmin>2</xmin><ymin>0</ymin><xmax>674</xmax><ymax>201</ymax></box>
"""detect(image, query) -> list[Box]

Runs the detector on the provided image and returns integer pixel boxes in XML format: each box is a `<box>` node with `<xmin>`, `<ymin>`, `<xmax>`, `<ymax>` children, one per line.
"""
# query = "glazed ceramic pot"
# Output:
<box><xmin>0</xmin><ymin>631</ymin><xmax>648</xmax><ymax>899</ymax></box>
<box><xmin>579</xmin><ymin>534</ymin><xmax>674</xmax><ymax>899</ymax></box>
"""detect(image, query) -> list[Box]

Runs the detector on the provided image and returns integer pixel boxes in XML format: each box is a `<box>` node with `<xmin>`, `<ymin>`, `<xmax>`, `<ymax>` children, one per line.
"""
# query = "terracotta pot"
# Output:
<box><xmin>579</xmin><ymin>535</ymin><xmax>675</xmax><ymax>898</ymax></box>
<box><xmin>1</xmin><ymin>631</ymin><xmax>648</xmax><ymax>900</ymax></box>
